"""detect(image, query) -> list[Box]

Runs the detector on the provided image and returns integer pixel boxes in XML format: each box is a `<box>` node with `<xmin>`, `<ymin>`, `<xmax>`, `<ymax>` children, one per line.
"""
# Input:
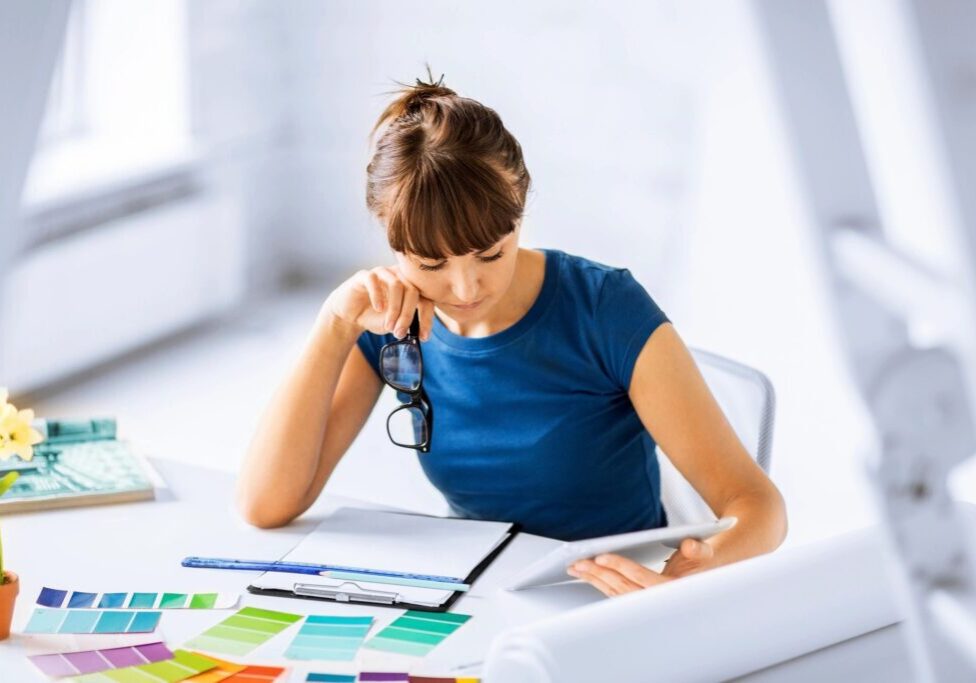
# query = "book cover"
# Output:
<box><xmin>0</xmin><ymin>439</ymin><xmax>156</xmax><ymax>513</ymax></box>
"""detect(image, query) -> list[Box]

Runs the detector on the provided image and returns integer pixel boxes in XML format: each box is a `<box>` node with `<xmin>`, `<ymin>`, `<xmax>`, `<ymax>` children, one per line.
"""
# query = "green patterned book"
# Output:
<box><xmin>0</xmin><ymin>439</ymin><xmax>156</xmax><ymax>513</ymax></box>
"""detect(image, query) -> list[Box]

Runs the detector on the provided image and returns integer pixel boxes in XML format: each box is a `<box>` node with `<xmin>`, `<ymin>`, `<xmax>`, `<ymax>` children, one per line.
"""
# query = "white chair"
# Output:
<box><xmin>657</xmin><ymin>348</ymin><xmax>776</xmax><ymax>526</ymax></box>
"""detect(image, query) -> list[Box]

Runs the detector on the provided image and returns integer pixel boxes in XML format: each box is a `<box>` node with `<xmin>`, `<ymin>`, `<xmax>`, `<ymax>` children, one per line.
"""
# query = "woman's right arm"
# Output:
<box><xmin>235</xmin><ymin>267</ymin><xmax>434</xmax><ymax>528</ymax></box>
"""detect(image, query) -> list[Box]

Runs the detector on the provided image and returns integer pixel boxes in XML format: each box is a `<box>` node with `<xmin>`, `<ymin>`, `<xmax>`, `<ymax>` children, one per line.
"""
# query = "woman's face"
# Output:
<box><xmin>394</xmin><ymin>225</ymin><xmax>522</xmax><ymax>321</ymax></box>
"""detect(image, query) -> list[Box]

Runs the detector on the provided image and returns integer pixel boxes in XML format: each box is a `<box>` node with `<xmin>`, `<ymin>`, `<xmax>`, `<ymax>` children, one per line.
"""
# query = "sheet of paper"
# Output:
<box><xmin>279</xmin><ymin>508</ymin><xmax>512</xmax><ymax>579</ymax></box>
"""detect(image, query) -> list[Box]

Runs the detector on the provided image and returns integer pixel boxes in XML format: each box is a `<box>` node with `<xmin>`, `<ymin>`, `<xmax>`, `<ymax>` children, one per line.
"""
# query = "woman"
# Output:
<box><xmin>236</xmin><ymin>72</ymin><xmax>787</xmax><ymax>597</ymax></box>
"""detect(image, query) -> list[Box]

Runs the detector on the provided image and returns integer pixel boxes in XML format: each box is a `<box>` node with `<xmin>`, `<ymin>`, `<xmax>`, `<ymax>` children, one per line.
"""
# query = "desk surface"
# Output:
<box><xmin>0</xmin><ymin>459</ymin><xmax>606</xmax><ymax>681</ymax></box>
<box><xmin>0</xmin><ymin>459</ymin><xmax>915</xmax><ymax>681</ymax></box>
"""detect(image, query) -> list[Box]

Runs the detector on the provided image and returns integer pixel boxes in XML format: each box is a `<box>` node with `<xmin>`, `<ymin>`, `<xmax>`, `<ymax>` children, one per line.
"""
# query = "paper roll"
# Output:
<box><xmin>483</xmin><ymin>527</ymin><xmax>905</xmax><ymax>683</ymax></box>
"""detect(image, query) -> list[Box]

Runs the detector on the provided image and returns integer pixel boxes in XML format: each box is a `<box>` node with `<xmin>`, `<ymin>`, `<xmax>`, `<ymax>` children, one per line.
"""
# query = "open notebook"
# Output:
<box><xmin>248</xmin><ymin>507</ymin><xmax>516</xmax><ymax>612</ymax></box>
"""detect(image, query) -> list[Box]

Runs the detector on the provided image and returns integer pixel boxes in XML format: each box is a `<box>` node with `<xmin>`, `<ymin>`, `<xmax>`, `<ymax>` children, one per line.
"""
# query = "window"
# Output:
<box><xmin>23</xmin><ymin>0</ymin><xmax>194</xmax><ymax>222</ymax></box>
<box><xmin>37</xmin><ymin>0</ymin><xmax>89</xmax><ymax>148</ymax></box>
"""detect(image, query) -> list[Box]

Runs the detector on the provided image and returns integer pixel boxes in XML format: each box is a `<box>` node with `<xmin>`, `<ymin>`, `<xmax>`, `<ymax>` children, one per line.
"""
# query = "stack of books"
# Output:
<box><xmin>0</xmin><ymin>418</ymin><xmax>156</xmax><ymax>513</ymax></box>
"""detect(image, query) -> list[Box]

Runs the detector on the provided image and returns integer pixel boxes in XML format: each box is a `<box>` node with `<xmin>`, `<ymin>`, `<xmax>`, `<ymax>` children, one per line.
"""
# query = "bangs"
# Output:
<box><xmin>384</xmin><ymin>155</ymin><xmax>521</xmax><ymax>259</ymax></box>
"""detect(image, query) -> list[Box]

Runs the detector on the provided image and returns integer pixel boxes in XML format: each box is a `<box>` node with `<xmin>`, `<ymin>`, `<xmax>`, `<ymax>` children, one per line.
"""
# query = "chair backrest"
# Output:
<box><xmin>657</xmin><ymin>348</ymin><xmax>776</xmax><ymax>526</ymax></box>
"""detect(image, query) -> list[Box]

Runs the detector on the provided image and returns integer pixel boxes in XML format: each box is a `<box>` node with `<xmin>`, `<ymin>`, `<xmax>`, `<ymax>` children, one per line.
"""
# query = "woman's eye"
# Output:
<box><xmin>478</xmin><ymin>251</ymin><xmax>504</xmax><ymax>263</ymax></box>
<box><xmin>418</xmin><ymin>262</ymin><xmax>446</xmax><ymax>272</ymax></box>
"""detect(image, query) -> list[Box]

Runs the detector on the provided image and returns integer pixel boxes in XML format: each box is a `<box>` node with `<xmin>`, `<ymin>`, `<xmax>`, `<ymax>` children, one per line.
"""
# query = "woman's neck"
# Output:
<box><xmin>436</xmin><ymin>248</ymin><xmax>546</xmax><ymax>337</ymax></box>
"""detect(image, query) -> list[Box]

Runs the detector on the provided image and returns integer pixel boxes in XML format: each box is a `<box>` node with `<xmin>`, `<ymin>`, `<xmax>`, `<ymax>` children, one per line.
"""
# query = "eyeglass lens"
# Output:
<box><xmin>381</xmin><ymin>342</ymin><xmax>422</xmax><ymax>392</ymax></box>
<box><xmin>388</xmin><ymin>404</ymin><xmax>429</xmax><ymax>447</ymax></box>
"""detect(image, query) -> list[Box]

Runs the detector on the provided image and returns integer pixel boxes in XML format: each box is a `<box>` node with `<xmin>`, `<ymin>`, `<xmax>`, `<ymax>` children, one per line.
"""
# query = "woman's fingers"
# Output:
<box><xmin>418</xmin><ymin>298</ymin><xmax>435</xmax><ymax>341</ymax></box>
<box><xmin>373</xmin><ymin>270</ymin><xmax>404</xmax><ymax>333</ymax></box>
<box><xmin>592</xmin><ymin>554</ymin><xmax>665</xmax><ymax>588</ymax></box>
<box><xmin>395</xmin><ymin>287</ymin><xmax>420</xmax><ymax>339</ymax></box>
<box><xmin>361</xmin><ymin>270</ymin><xmax>385</xmax><ymax>312</ymax></box>
<box><xmin>568</xmin><ymin>563</ymin><xmax>619</xmax><ymax>597</ymax></box>
<box><xmin>570</xmin><ymin>559</ymin><xmax>644</xmax><ymax>596</ymax></box>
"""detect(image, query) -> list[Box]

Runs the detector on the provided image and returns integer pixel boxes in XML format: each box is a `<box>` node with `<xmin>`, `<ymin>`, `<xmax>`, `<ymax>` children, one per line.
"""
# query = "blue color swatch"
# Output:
<box><xmin>37</xmin><ymin>587</ymin><xmax>67</xmax><ymax>607</ymax></box>
<box><xmin>67</xmin><ymin>591</ymin><xmax>97</xmax><ymax>608</ymax></box>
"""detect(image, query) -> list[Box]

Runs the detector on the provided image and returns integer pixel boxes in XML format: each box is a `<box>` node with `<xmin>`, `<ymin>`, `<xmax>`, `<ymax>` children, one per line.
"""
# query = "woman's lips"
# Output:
<box><xmin>447</xmin><ymin>298</ymin><xmax>484</xmax><ymax>310</ymax></box>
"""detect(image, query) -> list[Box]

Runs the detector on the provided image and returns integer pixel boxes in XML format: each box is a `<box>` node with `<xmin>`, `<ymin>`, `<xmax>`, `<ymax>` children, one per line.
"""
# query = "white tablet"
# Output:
<box><xmin>505</xmin><ymin>517</ymin><xmax>737</xmax><ymax>591</ymax></box>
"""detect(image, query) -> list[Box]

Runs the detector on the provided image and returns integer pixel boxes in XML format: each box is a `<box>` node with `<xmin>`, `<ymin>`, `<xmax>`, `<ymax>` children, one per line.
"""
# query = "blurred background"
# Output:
<box><xmin>7</xmin><ymin>0</ymin><xmax>943</xmax><ymax>546</ymax></box>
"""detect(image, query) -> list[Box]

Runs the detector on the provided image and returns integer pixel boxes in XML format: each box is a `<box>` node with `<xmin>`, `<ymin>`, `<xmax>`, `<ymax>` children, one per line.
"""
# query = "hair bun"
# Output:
<box><xmin>372</xmin><ymin>66</ymin><xmax>458</xmax><ymax>140</ymax></box>
<box><xmin>402</xmin><ymin>71</ymin><xmax>456</xmax><ymax>113</ymax></box>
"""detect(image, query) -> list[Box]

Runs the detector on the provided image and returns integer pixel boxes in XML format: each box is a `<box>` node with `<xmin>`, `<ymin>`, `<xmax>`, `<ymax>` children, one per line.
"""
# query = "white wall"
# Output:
<box><xmin>280</xmin><ymin>1</ymin><xmax>707</xmax><ymax>295</ymax></box>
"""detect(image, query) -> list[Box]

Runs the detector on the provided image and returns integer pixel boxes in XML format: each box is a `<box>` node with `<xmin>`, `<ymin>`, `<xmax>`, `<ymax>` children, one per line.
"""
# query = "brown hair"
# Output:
<box><xmin>366</xmin><ymin>69</ymin><xmax>531</xmax><ymax>259</ymax></box>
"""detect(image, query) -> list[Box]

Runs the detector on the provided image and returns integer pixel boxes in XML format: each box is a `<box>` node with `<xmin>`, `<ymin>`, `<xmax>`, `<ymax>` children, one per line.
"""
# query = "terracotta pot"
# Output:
<box><xmin>0</xmin><ymin>571</ymin><xmax>18</xmax><ymax>640</ymax></box>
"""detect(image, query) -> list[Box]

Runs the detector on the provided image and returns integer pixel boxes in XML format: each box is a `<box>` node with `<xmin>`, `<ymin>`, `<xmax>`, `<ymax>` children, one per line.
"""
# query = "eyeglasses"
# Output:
<box><xmin>379</xmin><ymin>310</ymin><xmax>434</xmax><ymax>453</ymax></box>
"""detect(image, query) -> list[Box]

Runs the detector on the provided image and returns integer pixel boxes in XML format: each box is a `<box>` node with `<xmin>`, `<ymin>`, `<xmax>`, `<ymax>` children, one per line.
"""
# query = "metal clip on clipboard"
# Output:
<box><xmin>294</xmin><ymin>581</ymin><xmax>399</xmax><ymax>605</ymax></box>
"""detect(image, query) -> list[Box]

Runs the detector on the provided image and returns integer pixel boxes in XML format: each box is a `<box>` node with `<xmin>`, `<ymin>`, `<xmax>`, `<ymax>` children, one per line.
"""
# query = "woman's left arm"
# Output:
<box><xmin>570</xmin><ymin>323</ymin><xmax>788</xmax><ymax>596</ymax></box>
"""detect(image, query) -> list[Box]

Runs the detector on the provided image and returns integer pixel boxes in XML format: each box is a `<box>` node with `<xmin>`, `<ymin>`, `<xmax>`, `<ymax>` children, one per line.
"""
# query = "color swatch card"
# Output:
<box><xmin>72</xmin><ymin>649</ymin><xmax>218</xmax><ymax>683</ymax></box>
<box><xmin>284</xmin><ymin>615</ymin><xmax>373</xmax><ymax>661</ymax></box>
<box><xmin>184</xmin><ymin>606</ymin><xmax>302</xmax><ymax>656</ymax></box>
<box><xmin>38</xmin><ymin>587</ymin><xmax>238</xmax><ymax>610</ymax></box>
<box><xmin>29</xmin><ymin>642</ymin><xmax>173</xmax><ymax>677</ymax></box>
<box><xmin>358</xmin><ymin>676</ymin><xmax>408</xmax><ymax>682</ymax></box>
<box><xmin>218</xmin><ymin>664</ymin><xmax>285</xmax><ymax>682</ymax></box>
<box><xmin>182</xmin><ymin>654</ymin><xmax>284</xmax><ymax>683</ymax></box>
<box><xmin>25</xmin><ymin>609</ymin><xmax>161</xmax><ymax>634</ymax></box>
<box><xmin>306</xmin><ymin>675</ymin><xmax>357</xmax><ymax>683</ymax></box>
<box><xmin>363</xmin><ymin>611</ymin><xmax>471</xmax><ymax>657</ymax></box>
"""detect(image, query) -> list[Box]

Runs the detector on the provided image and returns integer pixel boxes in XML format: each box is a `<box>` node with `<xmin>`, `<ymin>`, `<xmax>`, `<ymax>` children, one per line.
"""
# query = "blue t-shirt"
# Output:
<box><xmin>356</xmin><ymin>249</ymin><xmax>670</xmax><ymax>541</ymax></box>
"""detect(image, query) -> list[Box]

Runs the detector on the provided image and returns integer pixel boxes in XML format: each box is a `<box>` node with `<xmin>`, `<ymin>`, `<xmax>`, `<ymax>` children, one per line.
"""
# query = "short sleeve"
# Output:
<box><xmin>594</xmin><ymin>269</ymin><xmax>670</xmax><ymax>389</ymax></box>
<box><xmin>356</xmin><ymin>331</ymin><xmax>386</xmax><ymax>380</ymax></box>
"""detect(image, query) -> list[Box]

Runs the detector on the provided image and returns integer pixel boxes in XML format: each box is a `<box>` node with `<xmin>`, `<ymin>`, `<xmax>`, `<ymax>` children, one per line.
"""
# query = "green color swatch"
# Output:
<box><xmin>159</xmin><ymin>593</ymin><xmax>187</xmax><ymax>609</ymax></box>
<box><xmin>184</xmin><ymin>606</ymin><xmax>302</xmax><ymax>656</ymax></box>
<box><xmin>364</xmin><ymin>610</ymin><xmax>471</xmax><ymax>657</ymax></box>
<box><xmin>189</xmin><ymin>593</ymin><xmax>217</xmax><ymax>609</ymax></box>
<box><xmin>73</xmin><ymin>649</ymin><xmax>217</xmax><ymax>683</ymax></box>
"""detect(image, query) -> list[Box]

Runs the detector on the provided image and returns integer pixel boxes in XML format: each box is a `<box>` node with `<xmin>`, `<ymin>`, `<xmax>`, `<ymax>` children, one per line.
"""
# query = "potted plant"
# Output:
<box><xmin>0</xmin><ymin>388</ymin><xmax>43</xmax><ymax>640</ymax></box>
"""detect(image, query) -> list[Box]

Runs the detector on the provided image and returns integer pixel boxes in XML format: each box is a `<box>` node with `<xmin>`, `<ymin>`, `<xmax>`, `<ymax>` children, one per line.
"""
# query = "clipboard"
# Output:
<box><xmin>246</xmin><ymin>507</ymin><xmax>519</xmax><ymax>612</ymax></box>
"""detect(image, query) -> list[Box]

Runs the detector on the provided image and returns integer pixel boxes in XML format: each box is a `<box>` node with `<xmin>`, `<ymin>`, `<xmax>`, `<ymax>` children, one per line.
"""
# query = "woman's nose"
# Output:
<box><xmin>451</xmin><ymin>271</ymin><xmax>480</xmax><ymax>303</ymax></box>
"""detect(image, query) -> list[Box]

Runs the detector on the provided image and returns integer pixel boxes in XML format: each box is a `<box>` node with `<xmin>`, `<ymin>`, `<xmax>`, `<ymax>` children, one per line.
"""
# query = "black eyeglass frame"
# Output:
<box><xmin>379</xmin><ymin>311</ymin><xmax>434</xmax><ymax>453</ymax></box>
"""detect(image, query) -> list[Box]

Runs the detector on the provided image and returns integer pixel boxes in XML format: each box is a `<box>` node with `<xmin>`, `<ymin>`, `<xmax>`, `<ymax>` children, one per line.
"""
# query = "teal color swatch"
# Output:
<box><xmin>24</xmin><ymin>608</ymin><xmax>161</xmax><ymax>634</ymax></box>
<box><xmin>93</xmin><ymin>611</ymin><xmax>133</xmax><ymax>633</ymax></box>
<box><xmin>127</xmin><ymin>592</ymin><xmax>157</xmax><ymax>608</ymax></box>
<box><xmin>363</xmin><ymin>611</ymin><xmax>471</xmax><ymax>657</ymax></box>
<box><xmin>285</xmin><ymin>614</ymin><xmax>373</xmax><ymax>661</ymax></box>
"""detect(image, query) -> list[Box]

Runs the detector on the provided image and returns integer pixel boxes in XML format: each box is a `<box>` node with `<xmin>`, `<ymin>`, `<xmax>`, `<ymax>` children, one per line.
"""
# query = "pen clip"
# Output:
<box><xmin>293</xmin><ymin>581</ymin><xmax>397</xmax><ymax>605</ymax></box>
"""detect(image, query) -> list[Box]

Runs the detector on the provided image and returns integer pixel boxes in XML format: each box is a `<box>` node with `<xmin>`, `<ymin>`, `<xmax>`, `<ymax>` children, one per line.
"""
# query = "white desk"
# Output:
<box><xmin>0</xmin><ymin>459</ymin><xmax>915</xmax><ymax>681</ymax></box>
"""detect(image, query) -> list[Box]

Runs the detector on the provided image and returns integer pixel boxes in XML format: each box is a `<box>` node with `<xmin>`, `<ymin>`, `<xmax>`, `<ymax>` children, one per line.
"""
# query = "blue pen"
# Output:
<box><xmin>181</xmin><ymin>556</ymin><xmax>468</xmax><ymax>585</ymax></box>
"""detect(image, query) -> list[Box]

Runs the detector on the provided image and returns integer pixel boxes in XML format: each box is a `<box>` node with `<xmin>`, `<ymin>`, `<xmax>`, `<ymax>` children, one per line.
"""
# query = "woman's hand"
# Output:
<box><xmin>566</xmin><ymin>538</ymin><xmax>716</xmax><ymax>597</ymax></box>
<box><xmin>322</xmin><ymin>266</ymin><xmax>435</xmax><ymax>340</ymax></box>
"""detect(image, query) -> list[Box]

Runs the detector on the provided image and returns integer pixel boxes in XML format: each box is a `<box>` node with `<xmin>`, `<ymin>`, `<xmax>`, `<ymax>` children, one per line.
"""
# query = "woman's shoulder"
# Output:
<box><xmin>543</xmin><ymin>249</ymin><xmax>646</xmax><ymax>309</ymax></box>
